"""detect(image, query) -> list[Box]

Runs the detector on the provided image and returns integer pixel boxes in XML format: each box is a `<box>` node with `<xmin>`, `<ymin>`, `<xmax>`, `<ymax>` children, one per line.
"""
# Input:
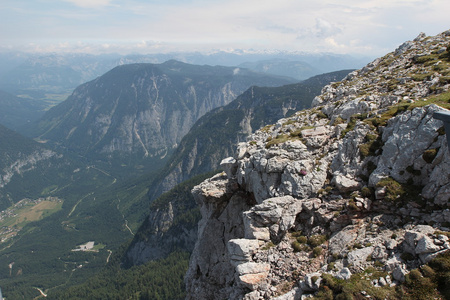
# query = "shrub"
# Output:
<box><xmin>292</xmin><ymin>241</ymin><xmax>302</xmax><ymax>252</ymax></box>
<box><xmin>308</xmin><ymin>235</ymin><xmax>327</xmax><ymax>247</ymax></box>
<box><xmin>327</xmin><ymin>262</ymin><xmax>336</xmax><ymax>271</ymax></box>
<box><xmin>361</xmin><ymin>187</ymin><xmax>373</xmax><ymax>198</ymax></box>
<box><xmin>376</xmin><ymin>177</ymin><xmax>405</xmax><ymax>202</ymax></box>
<box><xmin>312</xmin><ymin>246</ymin><xmax>323</xmax><ymax>257</ymax></box>
<box><xmin>317</xmin><ymin>111</ymin><xmax>328</xmax><ymax>119</ymax></box>
<box><xmin>405</xmin><ymin>268</ymin><xmax>440</xmax><ymax>300</ymax></box>
<box><xmin>297</xmin><ymin>236</ymin><xmax>307</xmax><ymax>244</ymax></box>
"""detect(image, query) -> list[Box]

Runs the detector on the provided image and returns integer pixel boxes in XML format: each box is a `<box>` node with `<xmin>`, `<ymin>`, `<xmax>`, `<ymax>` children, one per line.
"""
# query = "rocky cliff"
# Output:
<box><xmin>185</xmin><ymin>31</ymin><xmax>450</xmax><ymax>299</ymax></box>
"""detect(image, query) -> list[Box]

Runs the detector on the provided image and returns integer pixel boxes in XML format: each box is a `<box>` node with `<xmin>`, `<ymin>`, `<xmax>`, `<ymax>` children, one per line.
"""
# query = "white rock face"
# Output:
<box><xmin>185</xmin><ymin>30</ymin><xmax>450</xmax><ymax>299</ymax></box>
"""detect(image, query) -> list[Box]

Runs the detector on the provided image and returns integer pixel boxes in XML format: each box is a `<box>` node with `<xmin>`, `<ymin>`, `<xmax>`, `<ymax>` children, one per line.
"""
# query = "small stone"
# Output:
<box><xmin>332</xmin><ymin>175</ymin><xmax>362</xmax><ymax>193</ymax></box>
<box><xmin>335</xmin><ymin>267</ymin><xmax>352</xmax><ymax>280</ymax></box>
<box><xmin>392</xmin><ymin>265</ymin><xmax>407</xmax><ymax>282</ymax></box>
<box><xmin>375</xmin><ymin>187</ymin><xmax>386</xmax><ymax>200</ymax></box>
<box><xmin>385</xmin><ymin>239</ymin><xmax>398</xmax><ymax>250</ymax></box>
<box><xmin>415</xmin><ymin>236</ymin><xmax>441</xmax><ymax>254</ymax></box>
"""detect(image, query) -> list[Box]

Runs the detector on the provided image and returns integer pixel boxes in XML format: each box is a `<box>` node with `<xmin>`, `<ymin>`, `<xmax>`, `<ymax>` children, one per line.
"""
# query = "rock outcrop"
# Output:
<box><xmin>185</xmin><ymin>30</ymin><xmax>450</xmax><ymax>299</ymax></box>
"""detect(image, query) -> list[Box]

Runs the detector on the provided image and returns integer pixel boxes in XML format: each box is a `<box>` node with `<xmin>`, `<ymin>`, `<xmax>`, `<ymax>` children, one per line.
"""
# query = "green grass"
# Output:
<box><xmin>266</xmin><ymin>134</ymin><xmax>293</xmax><ymax>148</ymax></box>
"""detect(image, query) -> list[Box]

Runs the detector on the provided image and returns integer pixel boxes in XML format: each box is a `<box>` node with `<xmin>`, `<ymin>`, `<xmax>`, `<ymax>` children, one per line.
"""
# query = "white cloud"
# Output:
<box><xmin>0</xmin><ymin>0</ymin><xmax>449</xmax><ymax>56</ymax></box>
<box><xmin>63</xmin><ymin>0</ymin><xmax>113</xmax><ymax>8</ymax></box>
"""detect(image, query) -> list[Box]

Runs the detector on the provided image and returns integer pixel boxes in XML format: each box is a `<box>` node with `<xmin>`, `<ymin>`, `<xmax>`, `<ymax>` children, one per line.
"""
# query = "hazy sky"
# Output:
<box><xmin>1</xmin><ymin>0</ymin><xmax>449</xmax><ymax>56</ymax></box>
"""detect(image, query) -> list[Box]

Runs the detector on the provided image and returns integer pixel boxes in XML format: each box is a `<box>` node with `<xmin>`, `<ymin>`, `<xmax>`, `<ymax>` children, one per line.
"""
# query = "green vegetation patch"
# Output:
<box><xmin>314</xmin><ymin>269</ymin><xmax>394</xmax><ymax>300</ymax></box>
<box><xmin>365</xmin><ymin>91</ymin><xmax>450</xmax><ymax>131</ymax></box>
<box><xmin>47</xmin><ymin>251</ymin><xmax>190</xmax><ymax>300</ymax></box>
<box><xmin>376</xmin><ymin>177</ymin><xmax>423</xmax><ymax>205</ymax></box>
<box><xmin>359</xmin><ymin>133</ymin><xmax>383</xmax><ymax>158</ymax></box>
<box><xmin>308</xmin><ymin>235</ymin><xmax>327</xmax><ymax>247</ymax></box>
<box><xmin>0</xmin><ymin>199</ymin><xmax>63</xmax><ymax>229</ymax></box>
<box><xmin>266</xmin><ymin>134</ymin><xmax>292</xmax><ymax>148</ymax></box>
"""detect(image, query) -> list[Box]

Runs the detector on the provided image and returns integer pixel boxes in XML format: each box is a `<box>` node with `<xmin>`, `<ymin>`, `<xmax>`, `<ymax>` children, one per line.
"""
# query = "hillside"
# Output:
<box><xmin>0</xmin><ymin>90</ymin><xmax>46</xmax><ymax>130</ymax></box>
<box><xmin>185</xmin><ymin>31</ymin><xmax>450</xmax><ymax>299</ymax></box>
<box><xmin>26</xmin><ymin>60</ymin><xmax>295</xmax><ymax>178</ymax></box>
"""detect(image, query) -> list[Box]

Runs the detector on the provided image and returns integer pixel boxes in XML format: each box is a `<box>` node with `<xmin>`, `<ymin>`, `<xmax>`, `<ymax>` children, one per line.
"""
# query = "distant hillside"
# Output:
<box><xmin>239</xmin><ymin>59</ymin><xmax>321</xmax><ymax>80</ymax></box>
<box><xmin>0</xmin><ymin>90</ymin><xmax>46</xmax><ymax>130</ymax></box>
<box><xmin>0</xmin><ymin>51</ymin><xmax>369</xmax><ymax>107</ymax></box>
<box><xmin>25</xmin><ymin>60</ymin><xmax>295</xmax><ymax>178</ymax></box>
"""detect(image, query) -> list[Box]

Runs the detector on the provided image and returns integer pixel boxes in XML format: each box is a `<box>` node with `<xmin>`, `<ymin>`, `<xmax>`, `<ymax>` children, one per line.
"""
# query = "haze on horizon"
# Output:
<box><xmin>0</xmin><ymin>0</ymin><xmax>449</xmax><ymax>57</ymax></box>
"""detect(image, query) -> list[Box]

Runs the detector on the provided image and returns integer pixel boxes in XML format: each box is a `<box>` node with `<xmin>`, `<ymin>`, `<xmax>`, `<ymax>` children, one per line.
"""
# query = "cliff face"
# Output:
<box><xmin>185</xmin><ymin>31</ymin><xmax>450</xmax><ymax>299</ymax></box>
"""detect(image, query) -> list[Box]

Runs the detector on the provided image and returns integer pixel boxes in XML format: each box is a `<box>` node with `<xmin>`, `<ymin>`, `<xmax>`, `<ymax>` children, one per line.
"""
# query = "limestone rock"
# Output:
<box><xmin>335</xmin><ymin>268</ymin><xmax>352</xmax><ymax>280</ymax></box>
<box><xmin>347</xmin><ymin>247</ymin><xmax>374</xmax><ymax>268</ymax></box>
<box><xmin>220</xmin><ymin>157</ymin><xmax>237</xmax><ymax>178</ymax></box>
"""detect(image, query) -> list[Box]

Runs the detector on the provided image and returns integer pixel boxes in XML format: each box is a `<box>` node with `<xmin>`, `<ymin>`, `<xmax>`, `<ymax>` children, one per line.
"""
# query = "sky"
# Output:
<box><xmin>0</xmin><ymin>0</ymin><xmax>449</xmax><ymax>56</ymax></box>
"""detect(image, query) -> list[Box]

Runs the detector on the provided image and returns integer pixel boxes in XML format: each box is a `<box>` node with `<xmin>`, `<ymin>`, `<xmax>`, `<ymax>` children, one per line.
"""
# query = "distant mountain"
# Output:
<box><xmin>239</xmin><ymin>59</ymin><xmax>321</xmax><ymax>80</ymax></box>
<box><xmin>147</xmin><ymin>70</ymin><xmax>353</xmax><ymax>200</ymax></box>
<box><xmin>0</xmin><ymin>51</ymin><xmax>369</xmax><ymax>105</ymax></box>
<box><xmin>26</xmin><ymin>60</ymin><xmax>296</xmax><ymax>177</ymax></box>
<box><xmin>0</xmin><ymin>90</ymin><xmax>47</xmax><ymax>130</ymax></box>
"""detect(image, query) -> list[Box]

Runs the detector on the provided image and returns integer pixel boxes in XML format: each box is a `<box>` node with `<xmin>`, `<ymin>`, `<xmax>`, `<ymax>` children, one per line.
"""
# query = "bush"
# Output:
<box><xmin>376</xmin><ymin>177</ymin><xmax>405</xmax><ymax>202</ymax></box>
<box><xmin>292</xmin><ymin>241</ymin><xmax>310</xmax><ymax>253</ymax></box>
<box><xmin>297</xmin><ymin>236</ymin><xmax>307</xmax><ymax>244</ymax></box>
<box><xmin>361</xmin><ymin>187</ymin><xmax>373</xmax><ymax>198</ymax></box>
<box><xmin>308</xmin><ymin>235</ymin><xmax>327</xmax><ymax>247</ymax></box>
<box><xmin>312</xmin><ymin>246</ymin><xmax>323</xmax><ymax>257</ymax></box>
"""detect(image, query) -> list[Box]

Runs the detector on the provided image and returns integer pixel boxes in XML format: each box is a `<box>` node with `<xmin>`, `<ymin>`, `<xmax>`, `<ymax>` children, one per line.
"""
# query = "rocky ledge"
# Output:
<box><xmin>185</xmin><ymin>30</ymin><xmax>450</xmax><ymax>299</ymax></box>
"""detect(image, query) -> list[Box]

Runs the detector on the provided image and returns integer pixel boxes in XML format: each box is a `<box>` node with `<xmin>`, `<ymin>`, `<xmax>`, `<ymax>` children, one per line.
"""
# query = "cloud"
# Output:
<box><xmin>0</xmin><ymin>0</ymin><xmax>449</xmax><ymax>56</ymax></box>
<box><xmin>63</xmin><ymin>0</ymin><xmax>113</xmax><ymax>8</ymax></box>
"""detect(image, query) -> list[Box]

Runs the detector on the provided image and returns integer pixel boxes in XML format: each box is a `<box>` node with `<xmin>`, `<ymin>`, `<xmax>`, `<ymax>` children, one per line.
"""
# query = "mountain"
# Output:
<box><xmin>0</xmin><ymin>90</ymin><xmax>47</xmax><ymax>130</ymax></box>
<box><xmin>238</xmin><ymin>59</ymin><xmax>321</xmax><ymax>80</ymax></box>
<box><xmin>25</xmin><ymin>60</ymin><xmax>296</xmax><ymax>178</ymax></box>
<box><xmin>0</xmin><ymin>51</ymin><xmax>369</xmax><ymax>107</ymax></box>
<box><xmin>185</xmin><ymin>31</ymin><xmax>450</xmax><ymax>299</ymax></box>
<box><xmin>146</xmin><ymin>70</ymin><xmax>353</xmax><ymax>201</ymax></box>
